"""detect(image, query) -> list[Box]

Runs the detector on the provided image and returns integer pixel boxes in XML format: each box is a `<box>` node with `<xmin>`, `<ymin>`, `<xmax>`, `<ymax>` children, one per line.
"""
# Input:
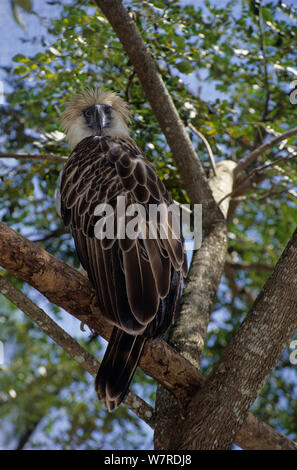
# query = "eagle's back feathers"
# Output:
<box><xmin>60</xmin><ymin>134</ymin><xmax>187</xmax><ymax>410</ymax></box>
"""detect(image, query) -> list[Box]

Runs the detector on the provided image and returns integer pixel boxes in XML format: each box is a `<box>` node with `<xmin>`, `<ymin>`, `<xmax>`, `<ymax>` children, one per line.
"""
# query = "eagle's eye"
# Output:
<box><xmin>102</xmin><ymin>104</ymin><xmax>112</xmax><ymax>113</ymax></box>
<box><xmin>83</xmin><ymin>108</ymin><xmax>93</xmax><ymax>118</ymax></box>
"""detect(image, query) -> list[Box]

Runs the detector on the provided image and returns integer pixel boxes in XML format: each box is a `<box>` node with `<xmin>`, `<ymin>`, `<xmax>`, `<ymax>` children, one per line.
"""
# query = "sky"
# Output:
<box><xmin>0</xmin><ymin>2</ymin><xmax>54</xmax><ymax>87</ymax></box>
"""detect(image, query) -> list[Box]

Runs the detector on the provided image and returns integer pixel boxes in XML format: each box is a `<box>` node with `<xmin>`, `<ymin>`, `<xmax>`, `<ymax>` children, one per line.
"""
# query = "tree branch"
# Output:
<box><xmin>224</xmin><ymin>262</ymin><xmax>255</xmax><ymax>305</ymax></box>
<box><xmin>0</xmin><ymin>222</ymin><xmax>296</xmax><ymax>449</ymax></box>
<box><xmin>0</xmin><ymin>275</ymin><xmax>155</xmax><ymax>428</ymax></box>
<box><xmin>221</xmin><ymin>153</ymin><xmax>297</xmax><ymax>208</ymax></box>
<box><xmin>0</xmin><ymin>152</ymin><xmax>67</xmax><ymax>163</ymax></box>
<box><xmin>226</xmin><ymin>261</ymin><xmax>273</xmax><ymax>272</ymax></box>
<box><xmin>235</xmin><ymin>127</ymin><xmax>297</xmax><ymax>174</ymax></box>
<box><xmin>176</xmin><ymin>227</ymin><xmax>297</xmax><ymax>449</ymax></box>
<box><xmin>257</xmin><ymin>5</ymin><xmax>270</xmax><ymax>123</ymax></box>
<box><xmin>125</xmin><ymin>69</ymin><xmax>136</xmax><ymax>102</ymax></box>
<box><xmin>188</xmin><ymin>123</ymin><xmax>217</xmax><ymax>176</ymax></box>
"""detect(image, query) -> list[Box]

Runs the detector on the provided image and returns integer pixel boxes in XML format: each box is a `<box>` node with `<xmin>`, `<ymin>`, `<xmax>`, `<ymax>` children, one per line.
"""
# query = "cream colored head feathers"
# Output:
<box><xmin>60</xmin><ymin>88</ymin><xmax>131</xmax><ymax>148</ymax></box>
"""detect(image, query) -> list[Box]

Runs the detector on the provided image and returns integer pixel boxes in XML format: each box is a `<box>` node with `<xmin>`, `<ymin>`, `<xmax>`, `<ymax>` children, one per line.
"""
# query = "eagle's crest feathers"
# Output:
<box><xmin>60</xmin><ymin>88</ymin><xmax>131</xmax><ymax>148</ymax></box>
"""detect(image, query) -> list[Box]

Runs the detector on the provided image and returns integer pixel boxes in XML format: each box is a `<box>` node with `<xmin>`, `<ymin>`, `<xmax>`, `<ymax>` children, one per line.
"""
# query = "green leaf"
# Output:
<box><xmin>12</xmin><ymin>54</ymin><xmax>27</xmax><ymax>63</ymax></box>
<box><xmin>175</xmin><ymin>60</ymin><xmax>194</xmax><ymax>74</ymax></box>
<box><xmin>14</xmin><ymin>64</ymin><xmax>30</xmax><ymax>76</ymax></box>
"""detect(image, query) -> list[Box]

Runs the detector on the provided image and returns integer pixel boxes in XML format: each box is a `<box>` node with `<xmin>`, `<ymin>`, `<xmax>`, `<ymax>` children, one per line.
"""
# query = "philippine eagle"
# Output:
<box><xmin>58</xmin><ymin>88</ymin><xmax>187</xmax><ymax>411</ymax></box>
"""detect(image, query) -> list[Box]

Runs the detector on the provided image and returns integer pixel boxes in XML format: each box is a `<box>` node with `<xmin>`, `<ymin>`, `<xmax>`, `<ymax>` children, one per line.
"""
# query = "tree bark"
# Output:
<box><xmin>0</xmin><ymin>221</ymin><xmax>296</xmax><ymax>449</ymax></box>
<box><xmin>175</xmin><ymin>227</ymin><xmax>297</xmax><ymax>449</ymax></box>
<box><xmin>0</xmin><ymin>221</ymin><xmax>203</xmax><ymax>399</ymax></box>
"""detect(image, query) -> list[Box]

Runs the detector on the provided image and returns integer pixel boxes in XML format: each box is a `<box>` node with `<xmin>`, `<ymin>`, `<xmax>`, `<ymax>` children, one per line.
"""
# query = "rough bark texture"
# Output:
<box><xmin>171</xmin><ymin>222</ymin><xmax>227</xmax><ymax>367</ymax></box>
<box><xmin>154</xmin><ymin>220</ymin><xmax>228</xmax><ymax>449</ymax></box>
<box><xmin>154</xmin><ymin>161</ymin><xmax>233</xmax><ymax>449</ymax></box>
<box><xmin>1</xmin><ymin>221</ymin><xmax>296</xmax><ymax>449</ymax></box>
<box><xmin>176</xmin><ymin>228</ymin><xmax>297</xmax><ymax>449</ymax></box>
<box><xmin>0</xmin><ymin>222</ymin><xmax>203</xmax><ymax>398</ymax></box>
<box><xmin>235</xmin><ymin>414</ymin><xmax>297</xmax><ymax>450</ymax></box>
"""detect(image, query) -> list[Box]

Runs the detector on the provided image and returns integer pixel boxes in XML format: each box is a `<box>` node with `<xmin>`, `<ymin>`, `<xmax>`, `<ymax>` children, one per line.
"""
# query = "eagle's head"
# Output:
<box><xmin>60</xmin><ymin>88</ymin><xmax>131</xmax><ymax>148</ymax></box>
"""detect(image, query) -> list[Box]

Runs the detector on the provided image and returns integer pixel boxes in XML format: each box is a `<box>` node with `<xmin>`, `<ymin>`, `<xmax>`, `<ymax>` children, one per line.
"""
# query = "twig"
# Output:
<box><xmin>257</xmin><ymin>6</ymin><xmax>270</xmax><ymax>122</ymax></box>
<box><xmin>224</xmin><ymin>263</ymin><xmax>255</xmax><ymax>304</ymax></box>
<box><xmin>235</xmin><ymin>127</ymin><xmax>297</xmax><ymax>174</ymax></box>
<box><xmin>0</xmin><ymin>275</ymin><xmax>155</xmax><ymax>428</ymax></box>
<box><xmin>30</xmin><ymin>227</ymin><xmax>66</xmax><ymax>243</ymax></box>
<box><xmin>226</xmin><ymin>261</ymin><xmax>273</xmax><ymax>272</ymax></box>
<box><xmin>220</xmin><ymin>153</ymin><xmax>297</xmax><ymax>206</ymax></box>
<box><xmin>0</xmin><ymin>152</ymin><xmax>67</xmax><ymax>163</ymax></box>
<box><xmin>125</xmin><ymin>69</ymin><xmax>136</xmax><ymax>102</ymax></box>
<box><xmin>188</xmin><ymin>123</ymin><xmax>217</xmax><ymax>176</ymax></box>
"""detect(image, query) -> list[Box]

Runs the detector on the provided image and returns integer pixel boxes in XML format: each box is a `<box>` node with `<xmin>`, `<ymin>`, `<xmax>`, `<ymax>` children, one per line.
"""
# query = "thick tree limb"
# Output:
<box><xmin>2</xmin><ymin>273</ymin><xmax>294</xmax><ymax>449</ymax></box>
<box><xmin>176</xmin><ymin>227</ymin><xmax>297</xmax><ymax>450</ymax></box>
<box><xmin>0</xmin><ymin>222</ymin><xmax>203</xmax><ymax>400</ymax></box>
<box><xmin>0</xmin><ymin>152</ymin><xmax>67</xmax><ymax>163</ymax></box>
<box><xmin>1</xmin><ymin>225</ymin><xmax>296</xmax><ymax>449</ymax></box>
<box><xmin>174</xmin><ymin>158</ymin><xmax>257</xmax><ymax>366</ymax></box>
<box><xmin>235</xmin><ymin>413</ymin><xmax>297</xmax><ymax>451</ymax></box>
<box><xmin>94</xmin><ymin>0</ymin><xmax>223</xmax><ymax>228</ymax></box>
<box><xmin>0</xmin><ymin>275</ymin><xmax>155</xmax><ymax>428</ymax></box>
<box><xmin>257</xmin><ymin>5</ymin><xmax>270</xmax><ymax>123</ymax></box>
<box><xmin>154</xmin><ymin>159</ymin><xmax>234</xmax><ymax>448</ymax></box>
<box><xmin>154</xmin><ymin>220</ymin><xmax>227</xmax><ymax>448</ymax></box>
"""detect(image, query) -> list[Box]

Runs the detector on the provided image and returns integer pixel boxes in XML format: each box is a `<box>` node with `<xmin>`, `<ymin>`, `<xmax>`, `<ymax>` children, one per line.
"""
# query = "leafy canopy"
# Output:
<box><xmin>0</xmin><ymin>0</ymin><xmax>297</xmax><ymax>449</ymax></box>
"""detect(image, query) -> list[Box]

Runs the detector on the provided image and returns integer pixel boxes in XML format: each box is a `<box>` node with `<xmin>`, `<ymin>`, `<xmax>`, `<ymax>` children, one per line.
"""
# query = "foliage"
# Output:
<box><xmin>10</xmin><ymin>0</ymin><xmax>33</xmax><ymax>29</ymax></box>
<box><xmin>0</xmin><ymin>0</ymin><xmax>297</xmax><ymax>449</ymax></box>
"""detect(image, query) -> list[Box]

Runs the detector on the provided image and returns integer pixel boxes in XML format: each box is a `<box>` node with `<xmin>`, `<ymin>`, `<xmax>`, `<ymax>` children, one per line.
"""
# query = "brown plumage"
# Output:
<box><xmin>58</xmin><ymin>89</ymin><xmax>187</xmax><ymax>410</ymax></box>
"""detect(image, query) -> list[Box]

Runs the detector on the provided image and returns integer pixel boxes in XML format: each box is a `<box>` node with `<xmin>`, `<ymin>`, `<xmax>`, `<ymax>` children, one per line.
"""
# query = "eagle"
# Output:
<box><xmin>58</xmin><ymin>88</ymin><xmax>187</xmax><ymax>411</ymax></box>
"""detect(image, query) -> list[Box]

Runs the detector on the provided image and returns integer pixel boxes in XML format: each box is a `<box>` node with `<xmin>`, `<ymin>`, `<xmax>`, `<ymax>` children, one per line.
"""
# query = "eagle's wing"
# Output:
<box><xmin>60</xmin><ymin>135</ymin><xmax>187</xmax><ymax>335</ymax></box>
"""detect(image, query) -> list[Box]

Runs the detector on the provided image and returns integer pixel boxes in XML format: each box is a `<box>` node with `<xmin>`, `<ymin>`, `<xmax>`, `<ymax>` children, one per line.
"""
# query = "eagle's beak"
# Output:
<box><xmin>92</xmin><ymin>105</ymin><xmax>104</xmax><ymax>134</ymax></box>
<box><xmin>84</xmin><ymin>104</ymin><xmax>105</xmax><ymax>134</ymax></box>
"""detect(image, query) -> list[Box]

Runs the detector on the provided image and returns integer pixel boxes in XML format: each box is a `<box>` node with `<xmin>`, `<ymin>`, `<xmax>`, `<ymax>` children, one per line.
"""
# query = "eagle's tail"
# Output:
<box><xmin>95</xmin><ymin>327</ymin><xmax>146</xmax><ymax>411</ymax></box>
